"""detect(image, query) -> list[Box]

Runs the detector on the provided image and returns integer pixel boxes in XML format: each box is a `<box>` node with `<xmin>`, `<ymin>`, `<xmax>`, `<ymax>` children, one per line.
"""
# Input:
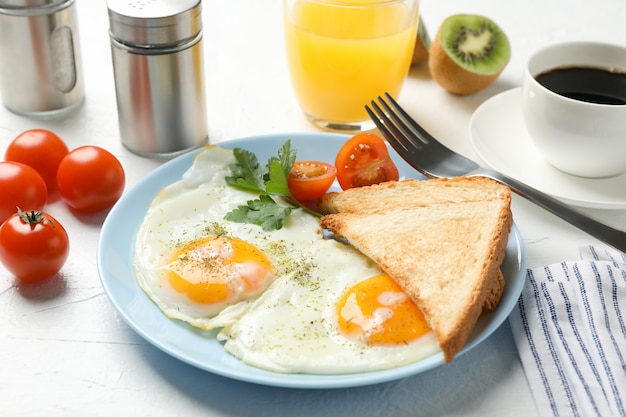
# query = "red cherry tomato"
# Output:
<box><xmin>0</xmin><ymin>162</ymin><xmax>47</xmax><ymax>224</ymax></box>
<box><xmin>56</xmin><ymin>146</ymin><xmax>125</xmax><ymax>212</ymax></box>
<box><xmin>335</xmin><ymin>133</ymin><xmax>399</xmax><ymax>190</ymax></box>
<box><xmin>288</xmin><ymin>160</ymin><xmax>337</xmax><ymax>201</ymax></box>
<box><xmin>0</xmin><ymin>209</ymin><xmax>69</xmax><ymax>283</ymax></box>
<box><xmin>4</xmin><ymin>129</ymin><xmax>69</xmax><ymax>194</ymax></box>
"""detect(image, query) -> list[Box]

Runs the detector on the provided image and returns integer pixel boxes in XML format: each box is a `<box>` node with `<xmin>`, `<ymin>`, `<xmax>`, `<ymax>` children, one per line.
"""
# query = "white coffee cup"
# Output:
<box><xmin>521</xmin><ymin>41</ymin><xmax>626</xmax><ymax>178</ymax></box>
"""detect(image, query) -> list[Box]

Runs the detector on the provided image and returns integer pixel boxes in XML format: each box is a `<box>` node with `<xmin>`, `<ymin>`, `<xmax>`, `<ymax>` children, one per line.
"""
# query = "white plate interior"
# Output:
<box><xmin>97</xmin><ymin>132</ymin><xmax>527</xmax><ymax>389</ymax></box>
<box><xmin>470</xmin><ymin>88</ymin><xmax>626</xmax><ymax>209</ymax></box>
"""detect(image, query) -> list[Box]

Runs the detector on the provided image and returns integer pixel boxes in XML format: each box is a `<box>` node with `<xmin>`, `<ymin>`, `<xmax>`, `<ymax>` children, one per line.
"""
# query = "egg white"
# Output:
<box><xmin>134</xmin><ymin>145</ymin><xmax>441</xmax><ymax>374</ymax></box>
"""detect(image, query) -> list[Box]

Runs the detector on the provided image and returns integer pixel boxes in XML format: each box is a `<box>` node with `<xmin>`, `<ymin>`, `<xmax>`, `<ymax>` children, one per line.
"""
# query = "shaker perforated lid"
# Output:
<box><xmin>107</xmin><ymin>0</ymin><xmax>202</xmax><ymax>47</ymax></box>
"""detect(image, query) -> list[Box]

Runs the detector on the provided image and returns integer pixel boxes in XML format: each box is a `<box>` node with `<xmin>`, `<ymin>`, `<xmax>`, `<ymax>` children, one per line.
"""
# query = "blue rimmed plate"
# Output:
<box><xmin>97</xmin><ymin>132</ymin><xmax>526</xmax><ymax>389</ymax></box>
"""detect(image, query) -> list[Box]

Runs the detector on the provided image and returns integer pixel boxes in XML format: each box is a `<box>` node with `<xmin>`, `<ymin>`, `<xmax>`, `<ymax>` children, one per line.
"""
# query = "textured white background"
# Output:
<box><xmin>2</xmin><ymin>1</ymin><xmax>625</xmax><ymax>416</ymax></box>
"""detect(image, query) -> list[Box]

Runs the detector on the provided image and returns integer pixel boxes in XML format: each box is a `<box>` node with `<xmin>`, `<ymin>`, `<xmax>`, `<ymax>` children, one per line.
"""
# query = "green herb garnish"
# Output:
<box><xmin>224</xmin><ymin>140</ymin><xmax>320</xmax><ymax>230</ymax></box>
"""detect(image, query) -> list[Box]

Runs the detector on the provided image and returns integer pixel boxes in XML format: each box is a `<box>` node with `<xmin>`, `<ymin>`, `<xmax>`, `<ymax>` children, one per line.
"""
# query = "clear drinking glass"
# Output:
<box><xmin>284</xmin><ymin>0</ymin><xmax>419</xmax><ymax>133</ymax></box>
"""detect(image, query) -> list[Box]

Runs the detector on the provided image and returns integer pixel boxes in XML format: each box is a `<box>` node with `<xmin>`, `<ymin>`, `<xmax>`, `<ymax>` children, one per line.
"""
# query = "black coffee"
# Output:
<box><xmin>535</xmin><ymin>66</ymin><xmax>626</xmax><ymax>105</ymax></box>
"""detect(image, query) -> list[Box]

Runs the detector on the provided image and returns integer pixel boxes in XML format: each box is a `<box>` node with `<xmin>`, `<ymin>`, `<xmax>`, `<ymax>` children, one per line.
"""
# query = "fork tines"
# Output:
<box><xmin>365</xmin><ymin>93</ymin><xmax>426</xmax><ymax>152</ymax></box>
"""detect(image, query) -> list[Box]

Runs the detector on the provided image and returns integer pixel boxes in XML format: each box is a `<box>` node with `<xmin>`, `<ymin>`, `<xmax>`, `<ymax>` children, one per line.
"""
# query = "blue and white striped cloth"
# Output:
<box><xmin>509</xmin><ymin>245</ymin><xmax>626</xmax><ymax>417</ymax></box>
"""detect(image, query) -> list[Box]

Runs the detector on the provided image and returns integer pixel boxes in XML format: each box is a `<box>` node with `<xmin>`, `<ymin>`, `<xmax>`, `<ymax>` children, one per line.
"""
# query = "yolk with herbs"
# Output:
<box><xmin>165</xmin><ymin>236</ymin><xmax>274</xmax><ymax>304</ymax></box>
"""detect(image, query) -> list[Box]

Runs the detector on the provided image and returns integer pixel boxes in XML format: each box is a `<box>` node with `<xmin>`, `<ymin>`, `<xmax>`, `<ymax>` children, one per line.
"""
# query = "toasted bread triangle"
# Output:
<box><xmin>318</xmin><ymin>177</ymin><xmax>510</xmax><ymax>313</ymax></box>
<box><xmin>320</xmin><ymin>196</ymin><xmax>512</xmax><ymax>362</ymax></box>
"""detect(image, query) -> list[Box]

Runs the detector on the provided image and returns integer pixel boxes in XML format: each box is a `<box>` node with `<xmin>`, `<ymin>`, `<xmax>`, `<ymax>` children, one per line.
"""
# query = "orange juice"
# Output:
<box><xmin>284</xmin><ymin>0</ymin><xmax>419</xmax><ymax>130</ymax></box>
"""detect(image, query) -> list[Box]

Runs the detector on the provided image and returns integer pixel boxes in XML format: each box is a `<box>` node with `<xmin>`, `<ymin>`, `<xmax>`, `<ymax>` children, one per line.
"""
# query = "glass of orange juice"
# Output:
<box><xmin>284</xmin><ymin>0</ymin><xmax>419</xmax><ymax>132</ymax></box>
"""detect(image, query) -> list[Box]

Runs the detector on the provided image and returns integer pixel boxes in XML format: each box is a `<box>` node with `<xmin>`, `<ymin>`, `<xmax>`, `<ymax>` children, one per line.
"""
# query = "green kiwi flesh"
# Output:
<box><xmin>440</xmin><ymin>14</ymin><xmax>510</xmax><ymax>75</ymax></box>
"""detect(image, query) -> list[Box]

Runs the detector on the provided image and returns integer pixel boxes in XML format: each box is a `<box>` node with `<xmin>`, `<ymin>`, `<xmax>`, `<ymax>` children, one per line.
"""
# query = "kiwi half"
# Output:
<box><xmin>429</xmin><ymin>14</ymin><xmax>510</xmax><ymax>95</ymax></box>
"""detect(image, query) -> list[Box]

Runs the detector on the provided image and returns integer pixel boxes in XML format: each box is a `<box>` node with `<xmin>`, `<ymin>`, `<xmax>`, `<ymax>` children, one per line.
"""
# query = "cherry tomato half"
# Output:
<box><xmin>4</xmin><ymin>129</ymin><xmax>69</xmax><ymax>194</ymax></box>
<box><xmin>56</xmin><ymin>146</ymin><xmax>125</xmax><ymax>212</ymax></box>
<box><xmin>0</xmin><ymin>209</ymin><xmax>69</xmax><ymax>283</ymax></box>
<box><xmin>288</xmin><ymin>160</ymin><xmax>337</xmax><ymax>201</ymax></box>
<box><xmin>0</xmin><ymin>162</ymin><xmax>47</xmax><ymax>224</ymax></box>
<box><xmin>335</xmin><ymin>133</ymin><xmax>399</xmax><ymax>190</ymax></box>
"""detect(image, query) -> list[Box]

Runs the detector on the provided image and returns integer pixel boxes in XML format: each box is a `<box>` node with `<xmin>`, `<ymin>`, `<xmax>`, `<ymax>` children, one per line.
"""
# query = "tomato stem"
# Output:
<box><xmin>17</xmin><ymin>207</ymin><xmax>43</xmax><ymax>224</ymax></box>
<box><xmin>16</xmin><ymin>207</ymin><xmax>56</xmax><ymax>228</ymax></box>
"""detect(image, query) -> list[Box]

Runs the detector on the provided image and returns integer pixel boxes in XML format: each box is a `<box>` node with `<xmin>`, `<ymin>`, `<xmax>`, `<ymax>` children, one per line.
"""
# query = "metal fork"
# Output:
<box><xmin>366</xmin><ymin>93</ymin><xmax>626</xmax><ymax>253</ymax></box>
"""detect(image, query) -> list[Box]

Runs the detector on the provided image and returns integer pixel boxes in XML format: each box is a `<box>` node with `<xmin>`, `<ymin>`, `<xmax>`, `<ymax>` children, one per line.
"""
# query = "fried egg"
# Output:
<box><xmin>208</xmin><ymin>240</ymin><xmax>440</xmax><ymax>373</ymax></box>
<box><xmin>134</xmin><ymin>146</ymin><xmax>323</xmax><ymax>328</ymax></box>
<box><xmin>134</xmin><ymin>145</ymin><xmax>440</xmax><ymax>374</ymax></box>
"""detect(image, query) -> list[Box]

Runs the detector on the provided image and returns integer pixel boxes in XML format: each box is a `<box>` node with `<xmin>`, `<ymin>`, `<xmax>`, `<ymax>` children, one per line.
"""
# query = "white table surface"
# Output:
<box><xmin>2</xmin><ymin>1</ymin><xmax>625</xmax><ymax>416</ymax></box>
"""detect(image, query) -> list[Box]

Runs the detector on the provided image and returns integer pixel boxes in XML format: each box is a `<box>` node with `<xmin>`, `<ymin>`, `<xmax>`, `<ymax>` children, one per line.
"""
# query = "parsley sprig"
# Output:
<box><xmin>224</xmin><ymin>140</ymin><xmax>321</xmax><ymax>231</ymax></box>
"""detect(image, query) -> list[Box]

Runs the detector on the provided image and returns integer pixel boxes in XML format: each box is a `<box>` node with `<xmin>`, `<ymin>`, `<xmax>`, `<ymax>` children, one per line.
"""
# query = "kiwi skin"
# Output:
<box><xmin>411</xmin><ymin>16</ymin><xmax>431</xmax><ymax>66</ymax></box>
<box><xmin>429</xmin><ymin>14</ymin><xmax>510</xmax><ymax>95</ymax></box>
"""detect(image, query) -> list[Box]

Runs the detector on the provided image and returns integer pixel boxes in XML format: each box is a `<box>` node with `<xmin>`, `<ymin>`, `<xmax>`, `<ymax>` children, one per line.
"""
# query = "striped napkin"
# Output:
<box><xmin>509</xmin><ymin>245</ymin><xmax>626</xmax><ymax>417</ymax></box>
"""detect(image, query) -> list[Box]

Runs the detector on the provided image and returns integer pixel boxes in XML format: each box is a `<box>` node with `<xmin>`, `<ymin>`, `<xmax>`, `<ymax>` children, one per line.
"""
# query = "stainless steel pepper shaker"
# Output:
<box><xmin>107</xmin><ymin>0</ymin><xmax>208</xmax><ymax>158</ymax></box>
<box><xmin>0</xmin><ymin>0</ymin><xmax>84</xmax><ymax>116</ymax></box>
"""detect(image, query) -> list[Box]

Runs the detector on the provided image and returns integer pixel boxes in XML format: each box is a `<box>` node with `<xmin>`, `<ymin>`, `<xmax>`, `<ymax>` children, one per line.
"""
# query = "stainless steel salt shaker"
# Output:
<box><xmin>107</xmin><ymin>0</ymin><xmax>208</xmax><ymax>158</ymax></box>
<box><xmin>0</xmin><ymin>0</ymin><xmax>84</xmax><ymax>116</ymax></box>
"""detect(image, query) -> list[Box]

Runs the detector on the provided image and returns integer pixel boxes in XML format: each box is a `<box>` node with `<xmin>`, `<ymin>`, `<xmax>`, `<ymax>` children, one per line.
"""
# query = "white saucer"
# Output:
<box><xmin>470</xmin><ymin>88</ymin><xmax>626</xmax><ymax>209</ymax></box>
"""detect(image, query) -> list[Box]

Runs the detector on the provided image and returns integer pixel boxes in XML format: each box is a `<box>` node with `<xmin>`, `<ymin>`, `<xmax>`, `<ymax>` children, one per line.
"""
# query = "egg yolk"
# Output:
<box><xmin>165</xmin><ymin>236</ymin><xmax>274</xmax><ymax>305</ymax></box>
<box><xmin>336</xmin><ymin>273</ymin><xmax>431</xmax><ymax>346</ymax></box>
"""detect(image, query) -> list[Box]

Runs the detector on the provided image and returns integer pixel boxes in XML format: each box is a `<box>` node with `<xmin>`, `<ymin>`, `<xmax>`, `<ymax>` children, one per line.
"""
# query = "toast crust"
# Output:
<box><xmin>318</xmin><ymin>177</ymin><xmax>510</xmax><ymax>215</ymax></box>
